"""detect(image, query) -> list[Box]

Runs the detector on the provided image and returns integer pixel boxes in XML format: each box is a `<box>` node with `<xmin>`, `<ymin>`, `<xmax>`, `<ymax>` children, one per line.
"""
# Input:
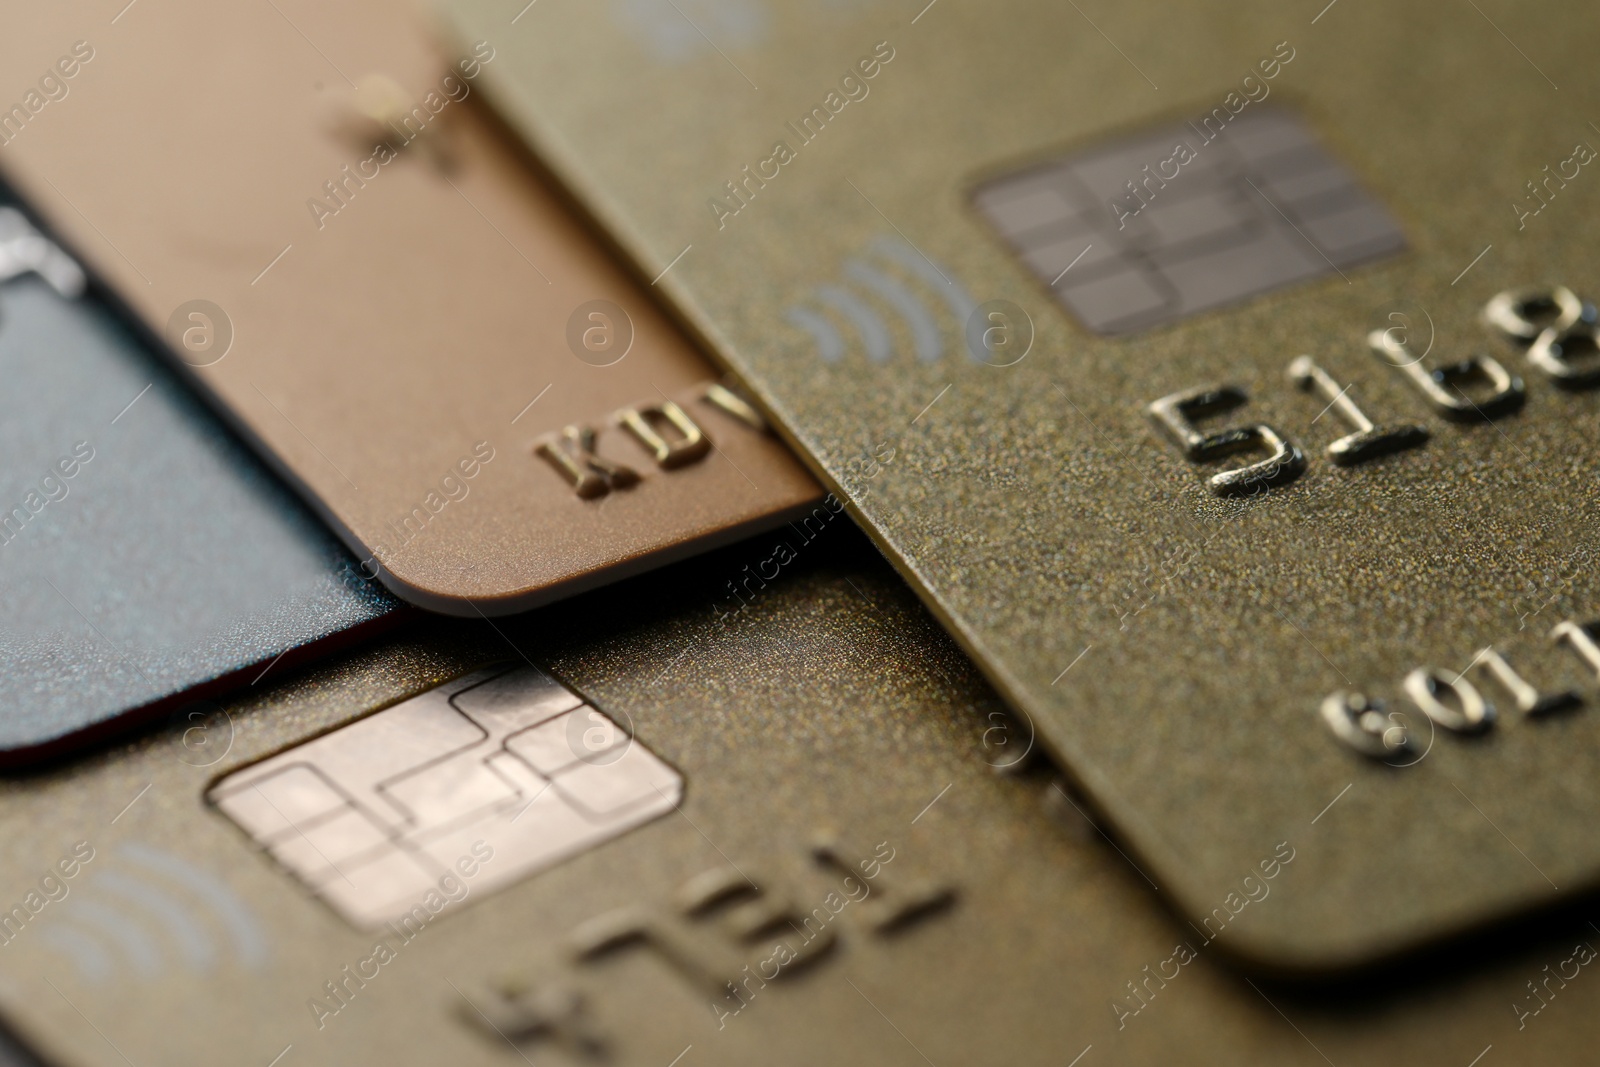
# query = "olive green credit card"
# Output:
<box><xmin>437</xmin><ymin>0</ymin><xmax>1600</xmax><ymax>968</ymax></box>
<box><xmin>6</xmin><ymin>526</ymin><xmax>1600</xmax><ymax>1066</ymax></box>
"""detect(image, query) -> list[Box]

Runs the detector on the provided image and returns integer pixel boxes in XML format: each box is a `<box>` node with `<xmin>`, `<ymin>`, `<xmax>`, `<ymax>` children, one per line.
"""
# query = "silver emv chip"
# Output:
<box><xmin>209</xmin><ymin>665</ymin><xmax>682</xmax><ymax>928</ymax></box>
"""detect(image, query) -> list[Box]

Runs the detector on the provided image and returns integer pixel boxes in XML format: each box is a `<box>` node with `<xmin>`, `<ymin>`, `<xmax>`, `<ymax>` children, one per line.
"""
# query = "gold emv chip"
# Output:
<box><xmin>973</xmin><ymin>107</ymin><xmax>1405</xmax><ymax>334</ymax></box>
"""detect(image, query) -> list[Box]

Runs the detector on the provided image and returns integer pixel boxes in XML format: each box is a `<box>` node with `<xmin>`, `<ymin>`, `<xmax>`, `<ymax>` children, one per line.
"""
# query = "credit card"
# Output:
<box><xmin>4</xmin><ymin>526</ymin><xmax>1600</xmax><ymax>1066</ymax></box>
<box><xmin>0</xmin><ymin>197</ymin><xmax>396</xmax><ymax>764</ymax></box>
<box><xmin>437</xmin><ymin>0</ymin><xmax>1600</xmax><ymax>966</ymax></box>
<box><xmin>0</xmin><ymin>0</ymin><xmax>820</xmax><ymax>615</ymax></box>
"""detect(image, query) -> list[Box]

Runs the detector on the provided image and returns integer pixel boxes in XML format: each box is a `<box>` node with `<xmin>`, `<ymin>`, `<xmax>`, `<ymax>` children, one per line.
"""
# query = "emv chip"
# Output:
<box><xmin>209</xmin><ymin>666</ymin><xmax>682</xmax><ymax>928</ymax></box>
<box><xmin>973</xmin><ymin>108</ymin><xmax>1405</xmax><ymax>334</ymax></box>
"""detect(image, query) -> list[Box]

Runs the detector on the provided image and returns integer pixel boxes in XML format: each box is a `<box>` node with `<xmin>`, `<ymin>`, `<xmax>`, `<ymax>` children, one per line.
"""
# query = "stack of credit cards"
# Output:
<box><xmin>2</xmin><ymin>0</ymin><xmax>1599</xmax><ymax>1064</ymax></box>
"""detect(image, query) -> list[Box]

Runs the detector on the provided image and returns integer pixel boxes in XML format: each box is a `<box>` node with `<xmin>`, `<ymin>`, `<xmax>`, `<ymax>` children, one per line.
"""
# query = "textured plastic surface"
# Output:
<box><xmin>1</xmin><ymin>529</ymin><xmax>1599</xmax><ymax>1065</ymax></box>
<box><xmin>440</xmin><ymin>0</ymin><xmax>1600</xmax><ymax>968</ymax></box>
<box><xmin>0</xmin><ymin>228</ymin><xmax>396</xmax><ymax>760</ymax></box>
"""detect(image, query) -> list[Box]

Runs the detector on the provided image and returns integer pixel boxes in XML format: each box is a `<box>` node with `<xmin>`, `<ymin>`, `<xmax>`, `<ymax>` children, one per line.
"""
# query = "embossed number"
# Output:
<box><xmin>1484</xmin><ymin>286</ymin><xmax>1600</xmax><ymax>389</ymax></box>
<box><xmin>1367</xmin><ymin>326</ymin><xmax>1525</xmax><ymax>421</ymax></box>
<box><xmin>1147</xmin><ymin>385</ymin><xmax>1305</xmax><ymax>496</ymax></box>
<box><xmin>1288</xmin><ymin>355</ymin><xmax>1427</xmax><ymax>464</ymax></box>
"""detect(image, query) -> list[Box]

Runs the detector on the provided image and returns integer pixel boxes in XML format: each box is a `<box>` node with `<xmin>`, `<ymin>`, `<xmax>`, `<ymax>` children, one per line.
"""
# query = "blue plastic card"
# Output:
<box><xmin>0</xmin><ymin>204</ymin><xmax>398</xmax><ymax>762</ymax></box>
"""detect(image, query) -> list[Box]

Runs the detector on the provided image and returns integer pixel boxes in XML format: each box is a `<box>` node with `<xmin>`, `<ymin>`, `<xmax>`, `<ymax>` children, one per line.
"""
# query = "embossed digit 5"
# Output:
<box><xmin>1146</xmin><ymin>385</ymin><xmax>1305</xmax><ymax>496</ymax></box>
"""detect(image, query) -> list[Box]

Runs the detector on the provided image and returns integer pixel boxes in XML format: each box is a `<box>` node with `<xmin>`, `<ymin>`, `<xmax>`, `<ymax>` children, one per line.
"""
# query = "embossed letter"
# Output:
<box><xmin>1319</xmin><ymin>691</ymin><xmax>1413</xmax><ymax>758</ymax></box>
<box><xmin>1552</xmin><ymin>621</ymin><xmax>1600</xmax><ymax>680</ymax></box>
<box><xmin>1402</xmin><ymin>667</ymin><xmax>1494</xmax><ymax>733</ymax></box>
<box><xmin>614</xmin><ymin>400</ymin><xmax>711</xmax><ymax>470</ymax></box>
<box><xmin>1472</xmin><ymin>645</ymin><xmax>1580</xmax><ymax>717</ymax></box>
<box><xmin>534</xmin><ymin>426</ymin><xmax>640</xmax><ymax>499</ymax></box>
<box><xmin>702</xmin><ymin>383</ymin><xmax>769</xmax><ymax>431</ymax></box>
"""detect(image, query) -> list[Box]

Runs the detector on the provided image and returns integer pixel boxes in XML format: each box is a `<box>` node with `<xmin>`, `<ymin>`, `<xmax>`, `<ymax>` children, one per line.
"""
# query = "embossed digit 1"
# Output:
<box><xmin>1146</xmin><ymin>385</ymin><xmax>1305</xmax><ymax>496</ymax></box>
<box><xmin>1287</xmin><ymin>356</ymin><xmax>1428</xmax><ymax>464</ymax></box>
<box><xmin>1367</xmin><ymin>327</ymin><xmax>1525</xmax><ymax>421</ymax></box>
<box><xmin>1484</xmin><ymin>286</ymin><xmax>1600</xmax><ymax>389</ymax></box>
<box><xmin>1472</xmin><ymin>646</ymin><xmax>1580</xmax><ymax>717</ymax></box>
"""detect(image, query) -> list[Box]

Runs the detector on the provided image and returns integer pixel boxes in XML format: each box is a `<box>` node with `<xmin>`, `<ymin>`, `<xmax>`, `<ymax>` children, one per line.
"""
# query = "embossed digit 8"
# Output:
<box><xmin>1484</xmin><ymin>286</ymin><xmax>1600</xmax><ymax>389</ymax></box>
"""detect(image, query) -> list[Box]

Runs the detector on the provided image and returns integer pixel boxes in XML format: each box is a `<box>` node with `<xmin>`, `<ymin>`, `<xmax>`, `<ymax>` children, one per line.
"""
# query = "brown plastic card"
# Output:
<box><xmin>0</xmin><ymin>1</ymin><xmax>820</xmax><ymax>614</ymax></box>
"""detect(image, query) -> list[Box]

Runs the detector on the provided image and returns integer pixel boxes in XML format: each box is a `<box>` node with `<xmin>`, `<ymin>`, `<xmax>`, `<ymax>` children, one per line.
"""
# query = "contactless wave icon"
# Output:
<box><xmin>785</xmin><ymin>237</ymin><xmax>985</xmax><ymax>364</ymax></box>
<box><xmin>36</xmin><ymin>843</ymin><xmax>268</xmax><ymax>983</ymax></box>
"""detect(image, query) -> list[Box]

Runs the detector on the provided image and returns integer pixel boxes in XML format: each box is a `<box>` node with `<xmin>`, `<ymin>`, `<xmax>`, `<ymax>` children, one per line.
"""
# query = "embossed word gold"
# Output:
<box><xmin>1322</xmin><ymin>621</ymin><xmax>1598</xmax><ymax>760</ymax></box>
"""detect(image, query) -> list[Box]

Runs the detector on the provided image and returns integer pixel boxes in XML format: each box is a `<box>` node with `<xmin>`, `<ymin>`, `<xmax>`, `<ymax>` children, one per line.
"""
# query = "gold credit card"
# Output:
<box><xmin>0</xmin><ymin>0</ymin><xmax>819</xmax><ymax>615</ymax></box>
<box><xmin>437</xmin><ymin>0</ymin><xmax>1600</xmax><ymax>966</ymax></box>
<box><xmin>8</xmin><ymin>527</ymin><xmax>1600</xmax><ymax>1066</ymax></box>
